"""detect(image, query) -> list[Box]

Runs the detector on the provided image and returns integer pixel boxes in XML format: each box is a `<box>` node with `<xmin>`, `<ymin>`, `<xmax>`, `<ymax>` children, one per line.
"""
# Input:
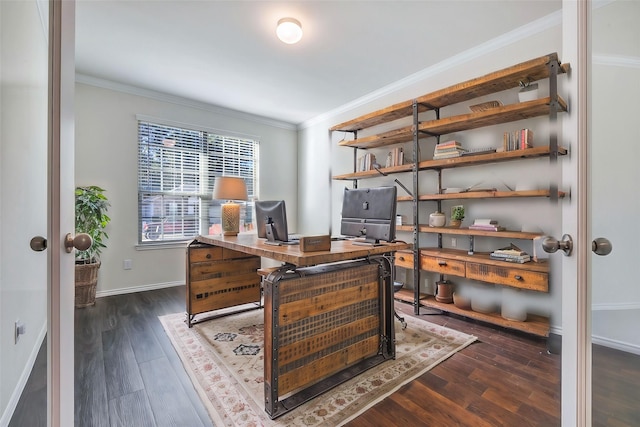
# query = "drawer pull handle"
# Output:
<box><xmin>399</xmin><ymin>256</ymin><xmax>405</xmax><ymax>262</ymax></box>
<box><xmin>206</xmin><ymin>253</ymin><xmax>212</xmax><ymax>259</ymax></box>
<box><xmin>438</xmin><ymin>260</ymin><xmax>447</xmax><ymax>266</ymax></box>
<box><xmin>514</xmin><ymin>275</ymin><xmax>523</xmax><ymax>281</ymax></box>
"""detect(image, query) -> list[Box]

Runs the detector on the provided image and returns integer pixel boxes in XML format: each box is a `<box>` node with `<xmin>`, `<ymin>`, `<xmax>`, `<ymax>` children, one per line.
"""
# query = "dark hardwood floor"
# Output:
<box><xmin>9</xmin><ymin>286</ymin><xmax>640</xmax><ymax>426</ymax></box>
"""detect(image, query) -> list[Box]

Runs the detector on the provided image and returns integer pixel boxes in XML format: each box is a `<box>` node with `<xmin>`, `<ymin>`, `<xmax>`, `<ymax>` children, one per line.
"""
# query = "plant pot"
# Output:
<box><xmin>453</xmin><ymin>292</ymin><xmax>471</xmax><ymax>310</ymax></box>
<box><xmin>75</xmin><ymin>261</ymin><xmax>100</xmax><ymax>308</ymax></box>
<box><xmin>435</xmin><ymin>280</ymin><xmax>454</xmax><ymax>303</ymax></box>
<box><xmin>449</xmin><ymin>219</ymin><xmax>462</xmax><ymax>228</ymax></box>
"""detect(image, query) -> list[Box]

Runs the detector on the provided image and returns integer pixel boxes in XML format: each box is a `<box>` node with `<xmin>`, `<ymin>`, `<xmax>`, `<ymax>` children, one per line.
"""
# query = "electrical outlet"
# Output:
<box><xmin>123</xmin><ymin>259</ymin><xmax>132</xmax><ymax>270</ymax></box>
<box><xmin>451</xmin><ymin>237</ymin><xmax>457</xmax><ymax>247</ymax></box>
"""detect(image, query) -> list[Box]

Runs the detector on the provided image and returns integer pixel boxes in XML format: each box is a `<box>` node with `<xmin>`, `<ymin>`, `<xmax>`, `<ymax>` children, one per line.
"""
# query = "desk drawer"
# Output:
<box><xmin>189</xmin><ymin>246</ymin><xmax>224</xmax><ymax>262</ymax></box>
<box><xmin>420</xmin><ymin>255</ymin><xmax>466</xmax><ymax>277</ymax></box>
<box><xmin>396</xmin><ymin>251</ymin><xmax>465</xmax><ymax>278</ymax></box>
<box><xmin>466</xmin><ymin>262</ymin><xmax>548</xmax><ymax>292</ymax></box>
<box><xmin>189</xmin><ymin>246</ymin><xmax>250</xmax><ymax>263</ymax></box>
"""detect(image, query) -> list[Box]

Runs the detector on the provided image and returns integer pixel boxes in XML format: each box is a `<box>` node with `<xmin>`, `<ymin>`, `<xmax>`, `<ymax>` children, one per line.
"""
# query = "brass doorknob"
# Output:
<box><xmin>64</xmin><ymin>233</ymin><xmax>92</xmax><ymax>253</ymax></box>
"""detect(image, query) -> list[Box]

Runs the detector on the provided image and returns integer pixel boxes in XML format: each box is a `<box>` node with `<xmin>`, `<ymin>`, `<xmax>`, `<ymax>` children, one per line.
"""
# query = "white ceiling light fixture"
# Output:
<box><xmin>276</xmin><ymin>17</ymin><xmax>303</xmax><ymax>44</ymax></box>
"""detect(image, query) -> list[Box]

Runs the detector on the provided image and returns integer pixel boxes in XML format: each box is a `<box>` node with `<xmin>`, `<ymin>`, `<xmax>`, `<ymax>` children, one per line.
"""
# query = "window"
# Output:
<box><xmin>138</xmin><ymin>119</ymin><xmax>258</xmax><ymax>243</ymax></box>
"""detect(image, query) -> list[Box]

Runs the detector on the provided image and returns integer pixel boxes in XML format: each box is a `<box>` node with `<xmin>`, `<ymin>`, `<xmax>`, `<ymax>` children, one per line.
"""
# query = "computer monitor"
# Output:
<box><xmin>340</xmin><ymin>186</ymin><xmax>397</xmax><ymax>245</ymax></box>
<box><xmin>255</xmin><ymin>200</ymin><xmax>296</xmax><ymax>244</ymax></box>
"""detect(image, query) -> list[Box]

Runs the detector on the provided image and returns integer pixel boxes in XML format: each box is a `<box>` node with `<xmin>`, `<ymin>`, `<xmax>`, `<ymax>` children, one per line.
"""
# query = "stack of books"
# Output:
<box><xmin>469</xmin><ymin>219</ymin><xmax>505</xmax><ymax>232</ymax></box>
<box><xmin>502</xmin><ymin>128</ymin><xmax>533</xmax><ymax>152</ymax></box>
<box><xmin>490</xmin><ymin>244</ymin><xmax>531</xmax><ymax>264</ymax></box>
<box><xmin>433</xmin><ymin>140</ymin><xmax>467</xmax><ymax>159</ymax></box>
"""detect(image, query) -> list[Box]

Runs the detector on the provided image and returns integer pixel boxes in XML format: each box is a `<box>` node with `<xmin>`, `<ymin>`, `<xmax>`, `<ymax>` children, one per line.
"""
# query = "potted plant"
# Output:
<box><xmin>450</xmin><ymin>205</ymin><xmax>464</xmax><ymax>228</ymax></box>
<box><xmin>75</xmin><ymin>185</ymin><xmax>111</xmax><ymax>307</ymax></box>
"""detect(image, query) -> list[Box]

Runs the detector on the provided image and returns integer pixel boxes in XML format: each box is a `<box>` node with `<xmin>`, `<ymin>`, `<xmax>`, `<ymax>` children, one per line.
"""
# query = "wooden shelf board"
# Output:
<box><xmin>336</xmin><ymin>97</ymin><xmax>567</xmax><ymax>150</ymax></box>
<box><xmin>396</xmin><ymin>225</ymin><xmax>543</xmax><ymax>240</ymax></box>
<box><xmin>421</xmin><ymin>296</ymin><xmax>550</xmax><ymax>337</ymax></box>
<box><xmin>333</xmin><ymin>146</ymin><xmax>567</xmax><ymax>181</ymax></box>
<box><xmin>393</xmin><ymin>289</ymin><xmax>550</xmax><ymax>337</ymax></box>
<box><xmin>418</xmin><ymin>96</ymin><xmax>567</xmax><ymax>136</ymax></box>
<box><xmin>420</xmin><ymin>145</ymin><xmax>567</xmax><ymax>170</ymax></box>
<box><xmin>333</xmin><ymin>163</ymin><xmax>414</xmax><ymax>180</ymax></box>
<box><xmin>416</xmin><ymin>189</ymin><xmax>566</xmax><ymax>200</ymax></box>
<box><xmin>330</xmin><ymin>52</ymin><xmax>568</xmax><ymax>133</ymax></box>
<box><xmin>394</xmin><ymin>288</ymin><xmax>427</xmax><ymax>304</ymax></box>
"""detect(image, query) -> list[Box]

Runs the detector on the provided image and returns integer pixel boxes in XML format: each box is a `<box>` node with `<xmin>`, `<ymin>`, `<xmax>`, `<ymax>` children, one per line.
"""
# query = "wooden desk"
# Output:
<box><xmin>185</xmin><ymin>234</ymin><xmax>411</xmax><ymax>419</ymax></box>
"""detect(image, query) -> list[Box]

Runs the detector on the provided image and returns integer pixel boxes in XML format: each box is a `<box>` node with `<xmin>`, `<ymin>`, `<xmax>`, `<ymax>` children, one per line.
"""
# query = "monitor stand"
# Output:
<box><xmin>351</xmin><ymin>238</ymin><xmax>384</xmax><ymax>247</ymax></box>
<box><xmin>264</xmin><ymin>223</ymin><xmax>299</xmax><ymax>246</ymax></box>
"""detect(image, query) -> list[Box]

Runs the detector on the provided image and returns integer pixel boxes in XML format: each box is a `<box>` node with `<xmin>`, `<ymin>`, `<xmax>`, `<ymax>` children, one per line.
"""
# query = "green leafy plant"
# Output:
<box><xmin>75</xmin><ymin>186</ymin><xmax>111</xmax><ymax>263</ymax></box>
<box><xmin>451</xmin><ymin>205</ymin><xmax>465</xmax><ymax>221</ymax></box>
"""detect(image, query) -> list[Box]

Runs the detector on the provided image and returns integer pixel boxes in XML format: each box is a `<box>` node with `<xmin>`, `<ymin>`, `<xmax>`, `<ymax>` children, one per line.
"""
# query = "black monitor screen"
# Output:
<box><xmin>340</xmin><ymin>186</ymin><xmax>397</xmax><ymax>244</ymax></box>
<box><xmin>255</xmin><ymin>200</ymin><xmax>289</xmax><ymax>243</ymax></box>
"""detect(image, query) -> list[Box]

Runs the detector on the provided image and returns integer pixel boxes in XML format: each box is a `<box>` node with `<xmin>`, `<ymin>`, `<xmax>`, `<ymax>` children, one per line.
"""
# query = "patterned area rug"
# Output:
<box><xmin>160</xmin><ymin>306</ymin><xmax>476</xmax><ymax>427</ymax></box>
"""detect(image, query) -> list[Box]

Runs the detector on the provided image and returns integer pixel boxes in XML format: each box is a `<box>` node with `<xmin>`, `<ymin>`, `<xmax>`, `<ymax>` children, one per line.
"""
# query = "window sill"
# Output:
<box><xmin>136</xmin><ymin>241</ymin><xmax>190</xmax><ymax>251</ymax></box>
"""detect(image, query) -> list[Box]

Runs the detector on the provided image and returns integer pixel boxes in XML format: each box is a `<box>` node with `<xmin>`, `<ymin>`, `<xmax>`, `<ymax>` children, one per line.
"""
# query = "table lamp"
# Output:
<box><xmin>212</xmin><ymin>176</ymin><xmax>248</xmax><ymax>236</ymax></box>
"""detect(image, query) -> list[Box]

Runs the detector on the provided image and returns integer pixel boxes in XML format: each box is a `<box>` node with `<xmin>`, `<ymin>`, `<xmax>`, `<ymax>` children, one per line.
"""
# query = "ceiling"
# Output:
<box><xmin>75</xmin><ymin>1</ymin><xmax>561</xmax><ymax>126</ymax></box>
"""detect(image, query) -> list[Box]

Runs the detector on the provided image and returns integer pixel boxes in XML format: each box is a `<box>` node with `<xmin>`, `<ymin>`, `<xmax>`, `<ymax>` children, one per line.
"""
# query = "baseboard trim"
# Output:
<box><xmin>592</xmin><ymin>334</ymin><xmax>640</xmax><ymax>356</ymax></box>
<box><xmin>96</xmin><ymin>281</ymin><xmax>184</xmax><ymax>298</ymax></box>
<box><xmin>1</xmin><ymin>324</ymin><xmax>47</xmax><ymax>427</ymax></box>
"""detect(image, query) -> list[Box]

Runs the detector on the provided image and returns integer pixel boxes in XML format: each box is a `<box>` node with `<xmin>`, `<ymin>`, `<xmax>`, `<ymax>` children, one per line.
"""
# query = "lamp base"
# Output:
<box><xmin>221</xmin><ymin>202</ymin><xmax>240</xmax><ymax>236</ymax></box>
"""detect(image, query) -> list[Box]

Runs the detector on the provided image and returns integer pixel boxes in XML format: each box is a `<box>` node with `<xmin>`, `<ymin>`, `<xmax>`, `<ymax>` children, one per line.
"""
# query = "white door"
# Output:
<box><xmin>589</xmin><ymin>0</ymin><xmax>639</xmax><ymax>425</ymax></box>
<box><xmin>0</xmin><ymin>1</ymin><xmax>75</xmax><ymax>426</ymax></box>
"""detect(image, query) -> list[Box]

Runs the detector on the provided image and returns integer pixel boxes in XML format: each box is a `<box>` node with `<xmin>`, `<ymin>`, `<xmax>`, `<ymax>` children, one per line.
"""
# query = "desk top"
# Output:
<box><xmin>193</xmin><ymin>234</ymin><xmax>412</xmax><ymax>267</ymax></box>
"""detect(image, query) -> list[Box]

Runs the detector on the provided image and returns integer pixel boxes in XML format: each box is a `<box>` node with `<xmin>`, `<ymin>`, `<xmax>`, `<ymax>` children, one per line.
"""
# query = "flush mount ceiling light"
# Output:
<box><xmin>276</xmin><ymin>17</ymin><xmax>303</xmax><ymax>44</ymax></box>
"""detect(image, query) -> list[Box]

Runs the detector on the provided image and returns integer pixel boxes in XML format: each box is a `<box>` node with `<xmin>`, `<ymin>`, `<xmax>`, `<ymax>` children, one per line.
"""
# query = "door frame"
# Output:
<box><xmin>560</xmin><ymin>0</ymin><xmax>590</xmax><ymax>425</ymax></box>
<box><xmin>47</xmin><ymin>1</ymin><xmax>75</xmax><ymax>425</ymax></box>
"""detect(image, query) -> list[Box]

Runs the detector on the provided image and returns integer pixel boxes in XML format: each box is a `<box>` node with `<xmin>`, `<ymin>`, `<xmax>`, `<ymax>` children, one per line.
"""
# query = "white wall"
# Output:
<box><xmin>298</xmin><ymin>16</ymin><xmax>568</xmax><ymax>330</ymax></box>
<box><xmin>0</xmin><ymin>0</ymin><xmax>49</xmax><ymax>423</ymax></box>
<box><xmin>75</xmin><ymin>83</ymin><xmax>298</xmax><ymax>296</ymax></box>
<box><xmin>590</xmin><ymin>0</ymin><xmax>640</xmax><ymax>352</ymax></box>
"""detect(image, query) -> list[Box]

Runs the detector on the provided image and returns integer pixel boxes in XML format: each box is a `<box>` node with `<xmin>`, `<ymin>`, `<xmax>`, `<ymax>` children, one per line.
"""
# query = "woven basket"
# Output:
<box><xmin>75</xmin><ymin>261</ymin><xmax>100</xmax><ymax>308</ymax></box>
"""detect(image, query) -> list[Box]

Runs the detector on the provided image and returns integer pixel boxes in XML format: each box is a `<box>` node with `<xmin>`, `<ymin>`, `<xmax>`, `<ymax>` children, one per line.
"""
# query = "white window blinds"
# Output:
<box><xmin>138</xmin><ymin>120</ymin><xmax>258</xmax><ymax>243</ymax></box>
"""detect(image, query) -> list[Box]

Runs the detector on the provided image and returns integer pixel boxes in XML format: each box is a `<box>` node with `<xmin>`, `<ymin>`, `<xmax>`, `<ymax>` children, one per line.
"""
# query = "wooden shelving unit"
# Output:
<box><xmin>330</xmin><ymin>53</ymin><xmax>570</xmax><ymax>337</ymax></box>
<box><xmin>394</xmin><ymin>289</ymin><xmax>549</xmax><ymax>337</ymax></box>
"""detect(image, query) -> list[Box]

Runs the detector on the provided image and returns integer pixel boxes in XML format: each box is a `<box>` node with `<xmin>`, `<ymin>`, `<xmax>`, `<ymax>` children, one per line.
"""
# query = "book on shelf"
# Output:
<box><xmin>469</xmin><ymin>224</ymin><xmax>505</xmax><ymax>231</ymax></box>
<box><xmin>433</xmin><ymin>150</ymin><xmax>465</xmax><ymax>159</ymax></box>
<box><xmin>384</xmin><ymin>147</ymin><xmax>404</xmax><ymax>168</ymax></box>
<box><xmin>434</xmin><ymin>146</ymin><xmax>464</xmax><ymax>153</ymax></box>
<box><xmin>502</xmin><ymin>128</ymin><xmax>533</xmax><ymax>152</ymax></box>
<box><xmin>490</xmin><ymin>254</ymin><xmax>531</xmax><ymax>263</ymax></box>
<box><xmin>435</xmin><ymin>140</ymin><xmax>462</xmax><ymax>148</ymax></box>
<box><xmin>493</xmin><ymin>243</ymin><xmax>528</xmax><ymax>256</ymax></box>
<box><xmin>473</xmin><ymin>219</ymin><xmax>498</xmax><ymax>225</ymax></box>
<box><xmin>358</xmin><ymin>153</ymin><xmax>376</xmax><ymax>171</ymax></box>
<box><xmin>433</xmin><ymin>140</ymin><xmax>466</xmax><ymax>159</ymax></box>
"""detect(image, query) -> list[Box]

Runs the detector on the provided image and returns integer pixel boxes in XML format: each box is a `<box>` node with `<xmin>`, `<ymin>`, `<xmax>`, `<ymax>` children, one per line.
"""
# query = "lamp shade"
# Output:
<box><xmin>212</xmin><ymin>176</ymin><xmax>248</xmax><ymax>201</ymax></box>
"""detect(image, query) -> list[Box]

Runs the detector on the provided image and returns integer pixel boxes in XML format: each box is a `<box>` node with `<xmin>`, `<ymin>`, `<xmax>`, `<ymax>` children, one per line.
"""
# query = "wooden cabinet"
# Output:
<box><xmin>330</xmin><ymin>53</ymin><xmax>570</xmax><ymax>337</ymax></box>
<box><xmin>186</xmin><ymin>241</ymin><xmax>262</xmax><ymax>326</ymax></box>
